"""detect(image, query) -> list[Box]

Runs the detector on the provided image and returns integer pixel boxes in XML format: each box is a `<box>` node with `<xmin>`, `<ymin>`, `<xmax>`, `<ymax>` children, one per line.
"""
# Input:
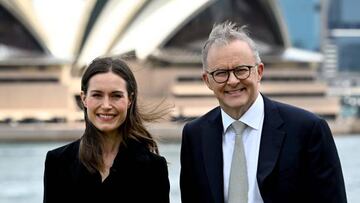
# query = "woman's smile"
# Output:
<box><xmin>97</xmin><ymin>113</ymin><xmax>117</xmax><ymax>121</ymax></box>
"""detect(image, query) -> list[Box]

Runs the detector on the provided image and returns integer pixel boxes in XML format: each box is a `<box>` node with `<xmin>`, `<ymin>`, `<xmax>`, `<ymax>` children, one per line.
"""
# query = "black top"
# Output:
<box><xmin>43</xmin><ymin>139</ymin><xmax>170</xmax><ymax>203</ymax></box>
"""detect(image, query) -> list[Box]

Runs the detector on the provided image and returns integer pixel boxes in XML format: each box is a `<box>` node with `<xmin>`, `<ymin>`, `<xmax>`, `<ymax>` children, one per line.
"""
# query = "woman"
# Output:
<box><xmin>43</xmin><ymin>57</ymin><xmax>170</xmax><ymax>203</ymax></box>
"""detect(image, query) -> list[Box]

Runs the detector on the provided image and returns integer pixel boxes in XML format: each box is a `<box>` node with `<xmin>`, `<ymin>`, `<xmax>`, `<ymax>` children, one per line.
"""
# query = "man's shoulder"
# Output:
<box><xmin>184</xmin><ymin>106</ymin><xmax>220</xmax><ymax>127</ymax></box>
<box><xmin>265</xmin><ymin>96</ymin><xmax>322</xmax><ymax>122</ymax></box>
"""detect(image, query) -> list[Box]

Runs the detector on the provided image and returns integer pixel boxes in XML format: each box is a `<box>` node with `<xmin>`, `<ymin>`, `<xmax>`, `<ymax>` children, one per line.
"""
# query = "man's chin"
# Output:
<box><xmin>223</xmin><ymin>99</ymin><xmax>247</xmax><ymax>108</ymax></box>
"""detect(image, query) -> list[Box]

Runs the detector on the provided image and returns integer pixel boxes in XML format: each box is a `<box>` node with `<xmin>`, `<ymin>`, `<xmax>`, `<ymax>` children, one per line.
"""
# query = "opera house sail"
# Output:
<box><xmin>0</xmin><ymin>0</ymin><xmax>349</xmax><ymax>134</ymax></box>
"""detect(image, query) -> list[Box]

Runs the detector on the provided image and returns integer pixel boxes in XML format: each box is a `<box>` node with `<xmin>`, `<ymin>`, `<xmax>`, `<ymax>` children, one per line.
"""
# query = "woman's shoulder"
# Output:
<box><xmin>46</xmin><ymin>139</ymin><xmax>80</xmax><ymax>161</ymax></box>
<box><xmin>124</xmin><ymin>139</ymin><xmax>166</xmax><ymax>164</ymax></box>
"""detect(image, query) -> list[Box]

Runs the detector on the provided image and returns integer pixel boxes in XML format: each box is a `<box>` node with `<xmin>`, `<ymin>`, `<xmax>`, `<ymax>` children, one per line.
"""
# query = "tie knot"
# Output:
<box><xmin>232</xmin><ymin>121</ymin><xmax>245</xmax><ymax>135</ymax></box>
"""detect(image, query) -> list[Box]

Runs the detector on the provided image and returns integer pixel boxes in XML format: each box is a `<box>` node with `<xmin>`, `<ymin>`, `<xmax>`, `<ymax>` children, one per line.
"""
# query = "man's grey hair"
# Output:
<box><xmin>202</xmin><ymin>21</ymin><xmax>261</xmax><ymax>70</ymax></box>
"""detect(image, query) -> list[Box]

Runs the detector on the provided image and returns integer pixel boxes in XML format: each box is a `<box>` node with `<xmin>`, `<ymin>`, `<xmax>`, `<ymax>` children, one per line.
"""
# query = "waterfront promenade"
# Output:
<box><xmin>1</xmin><ymin>119</ymin><xmax>358</xmax><ymax>143</ymax></box>
<box><xmin>1</xmin><ymin>118</ymin><xmax>359</xmax><ymax>143</ymax></box>
<box><xmin>0</xmin><ymin>122</ymin><xmax>184</xmax><ymax>143</ymax></box>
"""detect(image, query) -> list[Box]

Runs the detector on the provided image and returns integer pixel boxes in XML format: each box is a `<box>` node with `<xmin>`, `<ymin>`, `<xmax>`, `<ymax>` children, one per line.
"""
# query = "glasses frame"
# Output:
<box><xmin>206</xmin><ymin>64</ymin><xmax>258</xmax><ymax>84</ymax></box>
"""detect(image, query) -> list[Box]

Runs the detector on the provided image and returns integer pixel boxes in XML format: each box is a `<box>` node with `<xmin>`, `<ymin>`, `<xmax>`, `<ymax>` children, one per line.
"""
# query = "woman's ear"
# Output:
<box><xmin>80</xmin><ymin>91</ymin><xmax>87</xmax><ymax>108</ymax></box>
<box><xmin>128</xmin><ymin>93</ymin><xmax>133</xmax><ymax>108</ymax></box>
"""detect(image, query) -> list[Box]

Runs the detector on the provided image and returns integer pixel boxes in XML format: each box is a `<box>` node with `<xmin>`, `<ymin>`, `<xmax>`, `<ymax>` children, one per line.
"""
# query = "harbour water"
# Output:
<box><xmin>0</xmin><ymin>135</ymin><xmax>359</xmax><ymax>203</ymax></box>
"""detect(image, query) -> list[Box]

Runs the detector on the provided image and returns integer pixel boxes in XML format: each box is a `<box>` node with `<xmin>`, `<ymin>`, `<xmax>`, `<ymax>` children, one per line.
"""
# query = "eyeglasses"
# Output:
<box><xmin>206</xmin><ymin>65</ymin><xmax>257</xmax><ymax>83</ymax></box>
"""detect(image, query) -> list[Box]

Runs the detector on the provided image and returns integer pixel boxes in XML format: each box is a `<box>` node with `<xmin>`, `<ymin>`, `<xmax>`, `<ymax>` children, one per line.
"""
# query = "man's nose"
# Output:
<box><xmin>227</xmin><ymin>71</ymin><xmax>239</xmax><ymax>84</ymax></box>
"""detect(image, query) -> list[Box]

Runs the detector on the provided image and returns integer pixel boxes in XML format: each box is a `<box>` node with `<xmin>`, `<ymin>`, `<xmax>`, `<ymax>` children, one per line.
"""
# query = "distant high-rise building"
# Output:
<box><xmin>278</xmin><ymin>0</ymin><xmax>321</xmax><ymax>51</ymax></box>
<box><xmin>328</xmin><ymin>0</ymin><xmax>360</xmax><ymax>73</ymax></box>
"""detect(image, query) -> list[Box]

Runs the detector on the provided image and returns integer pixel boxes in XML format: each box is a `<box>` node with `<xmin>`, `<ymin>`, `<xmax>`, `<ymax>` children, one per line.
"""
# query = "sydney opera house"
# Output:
<box><xmin>0</xmin><ymin>0</ymin><xmax>356</xmax><ymax>134</ymax></box>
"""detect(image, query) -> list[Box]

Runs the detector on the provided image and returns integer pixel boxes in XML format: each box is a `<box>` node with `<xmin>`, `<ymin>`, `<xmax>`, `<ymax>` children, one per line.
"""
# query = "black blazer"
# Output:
<box><xmin>180</xmin><ymin>95</ymin><xmax>347</xmax><ymax>203</ymax></box>
<box><xmin>44</xmin><ymin>139</ymin><xmax>170</xmax><ymax>203</ymax></box>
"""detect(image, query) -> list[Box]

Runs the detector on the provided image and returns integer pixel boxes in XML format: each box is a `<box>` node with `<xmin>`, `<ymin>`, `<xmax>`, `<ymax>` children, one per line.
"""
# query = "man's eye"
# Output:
<box><xmin>214</xmin><ymin>71</ymin><xmax>228</xmax><ymax>77</ymax></box>
<box><xmin>234</xmin><ymin>68</ymin><xmax>247</xmax><ymax>74</ymax></box>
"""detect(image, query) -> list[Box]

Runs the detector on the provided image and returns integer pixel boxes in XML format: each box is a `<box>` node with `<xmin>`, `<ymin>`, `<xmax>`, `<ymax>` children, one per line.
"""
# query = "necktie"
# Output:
<box><xmin>228</xmin><ymin>121</ymin><xmax>248</xmax><ymax>203</ymax></box>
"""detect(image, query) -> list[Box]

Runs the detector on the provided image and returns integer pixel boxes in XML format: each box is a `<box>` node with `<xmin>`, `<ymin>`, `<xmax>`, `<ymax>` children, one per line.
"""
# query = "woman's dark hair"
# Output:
<box><xmin>79</xmin><ymin>56</ymin><xmax>165</xmax><ymax>173</ymax></box>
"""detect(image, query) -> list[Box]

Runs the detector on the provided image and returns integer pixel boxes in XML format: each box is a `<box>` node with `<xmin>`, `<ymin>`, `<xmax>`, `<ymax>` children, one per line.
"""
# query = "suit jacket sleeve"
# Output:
<box><xmin>305</xmin><ymin>118</ymin><xmax>347</xmax><ymax>203</ymax></box>
<box><xmin>180</xmin><ymin>123</ymin><xmax>201</xmax><ymax>203</ymax></box>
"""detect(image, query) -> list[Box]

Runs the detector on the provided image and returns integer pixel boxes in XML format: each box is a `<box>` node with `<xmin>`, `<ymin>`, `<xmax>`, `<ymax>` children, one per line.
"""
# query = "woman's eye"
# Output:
<box><xmin>91</xmin><ymin>94</ymin><xmax>102</xmax><ymax>98</ymax></box>
<box><xmin>112</xmin><ymin>94</ymin><xmax>123</xmax><ymax>99</ymax></box>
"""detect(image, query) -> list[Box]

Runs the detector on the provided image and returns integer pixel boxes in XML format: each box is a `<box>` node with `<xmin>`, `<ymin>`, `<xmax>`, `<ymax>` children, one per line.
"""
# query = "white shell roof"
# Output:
<box><xmin>110</xmin><ymin>0</ymin><xmax>212</xmax><ymax>60</ymax></box>
<box><xmin>0</xmin><ymin>0</ymin><xmax>323</xmax><ymax>66</ymax></box>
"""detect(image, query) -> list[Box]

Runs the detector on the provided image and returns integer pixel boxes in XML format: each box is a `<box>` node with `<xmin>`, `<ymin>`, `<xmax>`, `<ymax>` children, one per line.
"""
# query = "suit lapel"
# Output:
<box><xmin>200</xmin><ymin>97</ymin><xmax>286</xmax><ymax>201</ymax></box>
<box><xmin>202</xmin><ymin>107</ymin><xmax>224</xmax><ymax>203</ymax></box>
<box><xmin>257</xmin><ymin>96</ymin><xmax>286</xmax><ymax>189</ymax></box>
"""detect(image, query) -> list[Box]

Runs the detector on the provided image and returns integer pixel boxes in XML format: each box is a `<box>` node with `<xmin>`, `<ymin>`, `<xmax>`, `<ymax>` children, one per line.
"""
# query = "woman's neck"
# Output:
<box><xmin>100</xmin><ymin>132</ymin><xmax>122</xmax><ymax>182</ymax></box>
<box><xmin>102</xmin><ymin>132</ymin><xmax>121</xmax><ymax>154</ymax></box>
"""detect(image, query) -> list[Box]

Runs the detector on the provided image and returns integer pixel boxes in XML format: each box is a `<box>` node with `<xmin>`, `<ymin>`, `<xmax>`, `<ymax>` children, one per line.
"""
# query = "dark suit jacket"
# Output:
<box><xmin>44</xmin><ymin>139</ymin><xmax>170</xmax><ymax>203</ymax></box>
<box><xmin>180</xmin><ymin>95</ymin><xmax>347</xmax><ymax>203</ymax></box>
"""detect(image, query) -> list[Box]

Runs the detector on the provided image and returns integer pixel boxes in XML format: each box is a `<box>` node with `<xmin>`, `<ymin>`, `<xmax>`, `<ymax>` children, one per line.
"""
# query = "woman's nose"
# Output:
<box><xmin>101</xmin><ymin>97</ymin><xmax>112</xmax><ymax>108</ymax></box>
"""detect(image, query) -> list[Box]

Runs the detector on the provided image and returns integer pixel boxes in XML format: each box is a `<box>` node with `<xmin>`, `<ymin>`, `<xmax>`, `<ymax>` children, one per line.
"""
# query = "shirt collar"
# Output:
<box><xmin>221</xmin><ymin>93</ymin><xmax>264</xmax><ymax>133</ymax></box>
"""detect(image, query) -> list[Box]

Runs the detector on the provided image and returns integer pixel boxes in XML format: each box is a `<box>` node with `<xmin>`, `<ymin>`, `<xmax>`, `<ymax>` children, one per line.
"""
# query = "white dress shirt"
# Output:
<box><xmin>222</xmin><ymin>94</ymin><xmax>265</xmax><ymax>203</ymax></box>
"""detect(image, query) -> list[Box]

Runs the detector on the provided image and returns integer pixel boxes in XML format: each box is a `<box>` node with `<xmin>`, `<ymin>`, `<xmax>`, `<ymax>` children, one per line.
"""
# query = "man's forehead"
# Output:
<box><xmin>207</xmin><ymin>42</ymin><xmax>255</xmax><ymax>67</ymax></box>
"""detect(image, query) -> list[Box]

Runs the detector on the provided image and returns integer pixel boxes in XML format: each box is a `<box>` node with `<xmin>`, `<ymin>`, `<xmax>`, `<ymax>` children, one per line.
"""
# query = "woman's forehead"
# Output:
<box><xmin>88</xmin><ymin>72</ymin><xmax>127</xmax><ymax>90</ymax></box>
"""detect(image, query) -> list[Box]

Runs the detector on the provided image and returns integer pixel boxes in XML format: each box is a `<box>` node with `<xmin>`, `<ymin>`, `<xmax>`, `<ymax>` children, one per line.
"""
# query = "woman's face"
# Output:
<box><xmin>81</xmin><ymin>71</ymin><xmax>131</xmax><ymax>136</ymax></box>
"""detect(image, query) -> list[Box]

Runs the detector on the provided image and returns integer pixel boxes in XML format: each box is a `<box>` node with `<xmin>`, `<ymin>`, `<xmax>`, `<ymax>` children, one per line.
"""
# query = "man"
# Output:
<box><xmin>180</xmin><ymin>21</ymin><xmax>347</xmax><ymax>203</ymax></box>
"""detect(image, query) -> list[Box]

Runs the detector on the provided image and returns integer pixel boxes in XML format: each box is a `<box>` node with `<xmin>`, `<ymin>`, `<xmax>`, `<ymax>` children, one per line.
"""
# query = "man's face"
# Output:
<box><xmin>202</xmin><ymin>40</ymin><xmax>263</xmax><ymax>119</ymax></box>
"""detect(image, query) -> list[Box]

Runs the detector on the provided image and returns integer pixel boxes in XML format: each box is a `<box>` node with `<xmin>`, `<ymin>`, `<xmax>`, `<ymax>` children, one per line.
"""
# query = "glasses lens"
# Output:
<box><xmin>213</xmin><ymin>70</ymin><xmax>228</xmax><ymax>83</ymax></box>
<box><xmin>234</xmin><ymin>67</ymin><xmax>249</xmax><ymax>79</ymax></box>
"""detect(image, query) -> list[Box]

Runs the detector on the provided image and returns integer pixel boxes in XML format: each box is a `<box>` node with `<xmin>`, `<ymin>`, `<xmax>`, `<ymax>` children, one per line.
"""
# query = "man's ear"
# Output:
<box><xmin>202</xmin><ymin>72</ymin><xmax>213</xmax><ymax>91</ymax></box>
<box><xmin>256</xmin><ymin>63</ymin><xmax>264</xmax><ymax>82</ymax></box>
<box><xmin>80</xmin><ymin>91</ymin><xmax>87</xmax><ymax>108</ymax></box>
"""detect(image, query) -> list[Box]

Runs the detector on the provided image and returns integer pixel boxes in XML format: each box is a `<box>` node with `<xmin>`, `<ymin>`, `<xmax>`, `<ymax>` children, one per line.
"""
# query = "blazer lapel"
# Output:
<box><xmin>202</xmin><ymin>107</ymin><xmax>224</xmax><ymax>203</ymax></box>
<box><xmin>257</xmin><ymin>96</ymin><xmax>286</xmax><ymax>189</ymax></box>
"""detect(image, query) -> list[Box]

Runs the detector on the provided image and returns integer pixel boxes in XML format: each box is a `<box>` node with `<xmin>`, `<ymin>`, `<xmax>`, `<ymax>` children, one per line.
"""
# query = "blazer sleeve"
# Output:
<box><xmin>43</xmin><ymin>150</ymin><xmax>63</xmax><ymax>203</ymax></box>
<box><xmin>148</xmin><ymin>155</ymin><xmax>170</xmax><ymax>203</ymax></box>
<box><xmin>306</xmin><ymin>118</ymin><xmax>347</xmax><ymax>203</ymax></box>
